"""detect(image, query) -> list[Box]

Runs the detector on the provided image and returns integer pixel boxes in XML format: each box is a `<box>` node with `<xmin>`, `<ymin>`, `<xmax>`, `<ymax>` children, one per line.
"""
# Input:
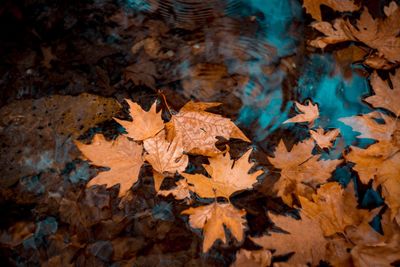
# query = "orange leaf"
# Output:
<box><xmin>143</xmin><ymin>132</ymin><xmax>189</xmax><ymax>191</ymax></box>
<box><xmin>75</xmin><ymin>134</ymin><xmax>143</xmax><ymax>197</ymax></box>
<box><xmin>182</xmin><ymin>202</ymin><xmax>246</xmax><ymax>252</ymax></box>
<box><xmin>303</xmin><ymin>0</ymin><xmax>360</xmax><ymax>21</ymax></box>
<box><xmin>114</xmin><ymin>99</ymin><xmax>164</xmax><ymax>141</ymax></box>
<box><xmin>182</xmin><ymin>149</ymin><xmax>262</xmax><ymax>199</ymax></box>
<box><xmin>251</xmin><ymin>212</ymin><xmax>328</xmax><ymax>265</ymax></box>
<box><xmin>166</xmin><ymin>101</ymin><xmax>250</xmax><ymax>156</ymax></box>
<box><xmin>268</xmin><ymin>139</ymin><xmax>342</xmax><ymax>206</ymax></box>
<box><xmin>284</xmin><ymin>101</ymin><xmax>319</xmax><ymax>125</ymax></box>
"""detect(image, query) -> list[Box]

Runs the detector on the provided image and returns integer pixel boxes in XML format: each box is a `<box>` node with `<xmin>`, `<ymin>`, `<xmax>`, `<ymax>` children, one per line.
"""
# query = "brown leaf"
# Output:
<box><xmin>182</xmin><ymin>202</ymin><xmax>246</xmax><ymax>252</ymax></box>
<box><xmin>251</xmin><ymin>212</ymin><xmax>328</xmax><ymax>265</ymax></box>
<box><xmin>284</xmin><ymin>101</ymin><xmax>319</xmax><ymax>125</ymax></box>
<box><xmin>115</xmin><ymin>99</ymin><xmax>164</xmax><ymax>141</ymax></box>
<box><xmin>144</xmin><ymin>132</ymin><xmax>189</xmax><ymax>191</ymax></box>
<box><xmin>299</xmin><ymin>182</ymin><xmax>371</xmax><ymax>236</ymax></box>
<box><xmin>310</xmin><ymin>127</ymin><xmax>340</xmax><ymax>149</ymax></box>
<box><xmin>182</xmin><ymin>149</ymin><xmax>262</xmax><ymax>199</ymax></box>
<box><xmin>310</xmin><ymin>2</ymin><xmax>400</xmax><ymax>62</ymax></box>
<box><xmin>366</xmin><ymin>70</ymin><xmax>400</xmax><ymax>116</ymax></box>
<box><xmin>339</xmin><ymin>111</ymin><xmax>397</xmax><ymax>142</ymax></box>
<box><xmin>231</xmin><ymin>249</ymin><xmax>272</xmax><ymax>267</ymax></box>
<box><xmin>268</xmin><ymin>139</ymin><xmax>342</xmax><ymax>206</ymax></box>
<box><xmin>166</xmin><ymin>101</ymin><xmax>250</xmax><ymax>156</ymax></box>
<box><xmin>345</xmin><ymin>142</ymin><xmax>400</xmax><ymax>223</ymax></box>
<box><xmin>75</xmin><ymin>134</ymin><xmax>144</xmax><ymax>197</ymax></box>
<box><xmin>340</xmin><ymin>110</ymin><xmax>400</xmax><ymax>222</ymax></box>
<box><xmin>303</xmin><ymin>0</ymin><xmax>360</xmax><ymax>21</ymax></box>
<box><xmin>158</xmin><ymin>179</ymin><xmax>192</xmax><ymax>200</ymax></box>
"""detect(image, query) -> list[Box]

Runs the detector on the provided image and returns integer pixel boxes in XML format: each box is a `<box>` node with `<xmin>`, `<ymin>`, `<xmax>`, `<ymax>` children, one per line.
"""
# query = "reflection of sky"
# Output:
<box><xmin>296</xmin><ymin>54</ymin><xmax>373</xmax><ymax>146</ymax></box>
<box><xmin>234</xmin><ymin>0</ymin><xmax>302</xmax><ymax>139</ymax></box>
<box><xmin>123</xmin><ymin>0</ymin><xmax>373</xmax><ymax>147</ymax></box>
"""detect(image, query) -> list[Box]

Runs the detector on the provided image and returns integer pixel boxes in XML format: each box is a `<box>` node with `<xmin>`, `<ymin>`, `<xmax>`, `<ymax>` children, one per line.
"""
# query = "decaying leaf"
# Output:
<box><xmin>144</xmin><ymin>132</ymin><xmax>189</xmax><ymax>191</ymax></box>
<box><xmin>251</xmin><ymin>212</ymin><xmax>327</xmax><ymax>266</ymax></box>
<box><xmin>182</xmin><ymin>202</ymin><xmax>246</xmax><ymax>252</ymax></box>
<box><xmin>366</xmin><ymin>70</ymin><xmax>400</xmax><ymax>116</ymax></box>
<box><xmin>310</xmin><ymin>127</ymin><xmax>340</xmax><ymax>149</ymax></box>
<box><xmin>268</xmin><ymin>139</ymin><xmax>342</xmax><ymax>206</ymax></box>
<box><xmin>303</xmin><ymin>0</ymin><xmax>360</xmax><ymax>21</ymax></box>
<box><xmin>182</xmin><ymin>149</ymin><xmax>262</xmax><ymax>199</ymax></box>
<box><xmin>284</xmin><ymin>101</ymin><xmax>319</xmax><ymax>125</ymax></box>
<box><xmin>299</xmin><ymin>182</ymin><xmax>371</xmax><ymax>236</ymax></box>
<box><xmin>115</xmin><ymin>99</ymin><xmax>164</xmax><ymax>141</ymax></box>
<box><xmin>310</xmin><ymin>2</ymin><xmax>400</xmax><ymax>62</ymax></box>
<box><xmin>166</xmin><ymin>101</ymin><xmax>250</xmax><ymax>156</ymax></box>
<box><xmin>75</xmin><ymin>134</ymin><xmax>144</xmax><ymax>197</ymax></box>
<box><xmin>231</xmin><ymin>249</ymin><xmax>272</xmax><ymax>267</ymax></box>
<box><xmin>0</xmin><ymin>93</ymin><xmax>121</xmax><ymax>187</ymax></box>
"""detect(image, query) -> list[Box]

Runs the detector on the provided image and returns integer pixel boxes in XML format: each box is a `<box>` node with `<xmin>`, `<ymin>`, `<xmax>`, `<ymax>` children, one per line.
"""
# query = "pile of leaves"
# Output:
<box><xmin>1</xmin><ymin>0</ymin><xmax>400</xmax><ymax>266</ymax></box>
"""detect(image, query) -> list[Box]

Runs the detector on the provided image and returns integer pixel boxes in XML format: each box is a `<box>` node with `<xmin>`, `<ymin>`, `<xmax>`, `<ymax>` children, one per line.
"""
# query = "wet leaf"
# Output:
<box><xmin>166</xmin><ymin>101</ymin><xmax>250</xmax><ymax>156</ymax></box>
<box><xmin>182</xmin><ymin>149</ymin><xmax>262</xmax><ymax>199</ymax></box>
<box><xmin>75</xmin><ymin>134</ymin><xmax>144</xmax><ymax>197</ymax></box>
<box><xmin>182</xmin><ymin>202</ymin><xmax>246</xmax><ymax>252</ymax></box>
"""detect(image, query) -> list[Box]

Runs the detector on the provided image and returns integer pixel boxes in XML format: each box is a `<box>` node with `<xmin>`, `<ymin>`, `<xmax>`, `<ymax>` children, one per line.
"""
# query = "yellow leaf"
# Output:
<box><xmin>268</xmin><ymin>139</ymin><xmax>342</xmax><ymax>206</ymax></box>
<box><xmin>114</xmin><ymin>99</ymin><xmax>164</xmax><ymax>141</ymax></box>
<box><xmin>182</xmin><ymin>149</ymin><xmax>262</xmax><ymax>199</ymax></box>
<box><xmin>182</xmin><ymin>202</ymin><xmax>246</xmax><ymax>252</ymax></box>
<box><xmin>166</xmin><ymin>101</ymin><xmax>250</xmax><ymax>156</ymax></box>
<box><xmin>251</xmin><ymin>212</ymin><xmax>328</xmax><ymax>266</ymax></box>
<box><xmin>75</xmin><ymin>134</ymin><xmax>143</xmax><ymax>197</ymax></box>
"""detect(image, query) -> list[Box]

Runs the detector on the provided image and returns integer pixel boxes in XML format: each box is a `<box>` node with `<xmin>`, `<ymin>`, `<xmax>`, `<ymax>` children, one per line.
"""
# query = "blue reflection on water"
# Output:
<box><xmin>296</xmin><ymin>54</ymin><xmax>373</xmax><ymax>146</ymax></box>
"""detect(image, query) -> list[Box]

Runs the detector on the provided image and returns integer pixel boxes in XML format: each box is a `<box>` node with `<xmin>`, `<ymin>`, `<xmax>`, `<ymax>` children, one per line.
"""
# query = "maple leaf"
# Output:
<box><xmin>143</xmin><ymin>132</ymin><xmax>189</xmax><ymax>191</ymax></box>
<box><xmin>283</xmin><ymin>101</ymin><xmax>319</xmax><ymax>125</ymax></box>
<box><xmin>268</xmin><ymin>139</ymin><xmax>342</xmax><ymax>206</ymax></box>
<box><xmin>349</xmin><ymin>212</ymin><xmax>400</xmax><ymax>267</ymax></box>
<box><xmin>299</xmin><ymin>182</ymin><xmax>371</xmax><ymax>236</ymax></box>
<box><xmin>339</xmin><ymin>111</ymin><xmax>397</xmax><ymax>142</ymax></box>
<box><xmin>182</xmin><ymin>149</ymin><xmax>262</xmax><ymax>199</ymax></box>
<box><xmin>75</xmin><ymin>134</ymin><xmax>143</xmax><ymax>197</ymax></box>
<box><xmin>344</xmin><ymin>142</ymin><xmax>400</xmax><ymax>223</ymax></box>
<box><xmin>310</xmin><ymin>127</ymin><xmax>340</xmax><ymax>149</ymax></box>
<box><xmin>114</xmin><ymin>99</ymin><xmax>164</xmax><ymax>141</ymax></box>
<box><xmin>310</xmin><ymin>2</ymin><xmax>400</xmax><ymax>62</ymax></box>
<box><xmin>303</xmin><ymin>0</ymin><xmax>360</xmax><ymax>21</ymax></box>
<box><xmin>366</xmin><ymin>70</ymin><xmax>400</xmax><ymax>116</ymax></box>
<box><xmin>158</xmin><ymin>179</ymin><xmax>192</xmax><ymax>201</ymax></box>
<box><xmin>182</xmin><ymin>202</ymin><xmax>246</xmax><ymax>252</ymax></box>
<box><xmin>340</xmin><ymin>111</ymin><xmax>400</xmax><ymax>222</ymax></box>
<box><xmin>231</xmin><ymin>249</ymin><xmax>272</xmax><ymax>267</ymax></box>
<box><xmin>251</xmin><ymin>212</ymin><xmax>328</xmax><ymax>265</ymax></box>
<box><xmin>166</xmin><ymin>101</ymin><xmax>250</xmax><ymax>156</ymax></box>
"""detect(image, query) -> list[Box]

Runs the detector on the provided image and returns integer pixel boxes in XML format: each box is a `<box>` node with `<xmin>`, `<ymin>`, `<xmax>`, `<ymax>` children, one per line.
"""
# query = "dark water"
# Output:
<box><xmin>0</xmin><ymin>0</ymin><xmax>389</xmax><ymax>266</ymax></box>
